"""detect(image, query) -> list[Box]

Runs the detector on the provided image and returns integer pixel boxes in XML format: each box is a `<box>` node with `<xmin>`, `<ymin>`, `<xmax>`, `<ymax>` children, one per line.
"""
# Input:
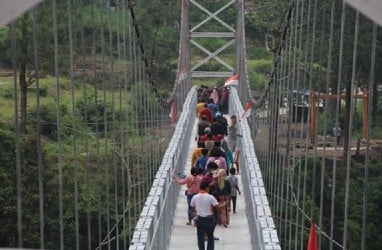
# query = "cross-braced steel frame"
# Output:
<box><xmin>183</xmin><ymin>0</ymin><xmax>240</xmax><ymax>79</ymax></box>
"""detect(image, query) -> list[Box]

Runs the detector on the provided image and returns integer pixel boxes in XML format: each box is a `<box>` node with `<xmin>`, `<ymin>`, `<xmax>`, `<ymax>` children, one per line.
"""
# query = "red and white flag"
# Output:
<box><xmin>240</xmin><ymin>101</ymin><xmax>252</xmax><ymax>121</ymax></box>
<box><xmin>224</xmin><ymin>74</ymin><xmax>239</xmax><ymax>87</ymax></box>
<box><xmin>169</xmin><ymin>99</ymin><xmax>177</xmax><ymax>127</ymax></box>
<box><xmin>307</xmin><ymin>222</ymin><xmax>318</xmax><ymax>250</ymax></box>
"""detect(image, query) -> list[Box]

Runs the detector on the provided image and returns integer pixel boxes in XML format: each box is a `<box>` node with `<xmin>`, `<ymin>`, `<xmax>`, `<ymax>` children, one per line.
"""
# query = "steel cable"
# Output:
<box><xmin>277</xmin><ymin>15</ymin><xmax>294</xmax><ymax>240</ymax></box>
<box><xmin>287</xmin><ymin>1</ymin><xmax>301</xmax><ymax>247</ymax></box>
<box><xmin>99</xmin><ymin>3</ymin><xmax>112</xmax><ymax>249</ymax></box>
<box><xmin>361</xmin><ymin>23</ymin><xmax>377</xmax><ymax>250</ymax></box>
<box><xmin>299</xmin><ymin>0</ymin><xmax>315</xmax><ymax>247</ymax></box>
<box><xmin>294</xmin><ymin>1</ymin><xmax>307</xmax><ymax>246</ymax></box>
<box><xmin>253</xmin><ymin>0</ymin><xmax>295</xmax><ymax>109</ymax></box>
<box><xmin>342</xmin><ymin>10</ymin><xmax>359</xmax><ymax>249</ymax></box>
<box><xmin>329</xmin><ymin>2</ymin><xmax>346</xmax><ymax>249</ymax></box>
<box><xmin>318</xmin><ymin>1</ymin><xmax>335</xmax><ymax>247</ymax></box>
<box><xmin>66</xmin><ymin>1</ymin><xmax>80</xmax><ymax>249</ymax></box>
<box><xmin>32</xmin><ymin>8</ymin><xmax>45</xmax><ymax>249</ymax></box>
<box><xmin>80</xmin><ymin>0</ymin><xmax>93</xmax><ymax>247</ymax></box>
<box><xmin>308</xmin><ymin>0</ymin><xmax>319</xmax><ymax>226</ymax></box>
<box><xmin>106</xmin><ymin>2</ymin><xmax>120</xmax><ymax>248</ymax></box>
<box><xmin>51</xmin><ymin>1</ymin><xmax>65</xmax><ymax>248</ymax></box>
<box><xmin>127</xmin><ymin>1</ymin><xmax>170</xmax><ymax>108</ymax></box>
<box><xmin>11</xmin><ymin>20</ymin><xmax>23</xmax><ymax>248</ymax></box>
<box><xmin>90</xmin><ymin>2</ymin><xmax>103</xmax><ymax>246</ymax></box>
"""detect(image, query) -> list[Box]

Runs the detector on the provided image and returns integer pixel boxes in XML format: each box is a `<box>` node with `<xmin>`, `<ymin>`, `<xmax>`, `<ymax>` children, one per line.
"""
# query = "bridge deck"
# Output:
<box><xmin>168</xmin><ymin>118</ymin><xmax>252</xmax><ymax>250</ymax></box>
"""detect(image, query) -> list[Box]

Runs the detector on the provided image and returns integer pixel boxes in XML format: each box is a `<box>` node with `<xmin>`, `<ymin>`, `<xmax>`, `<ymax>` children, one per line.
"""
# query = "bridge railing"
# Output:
<box><xmin>229</xmin><ymin>88</ymin><xmax>281</xmax><ymax>250</ymax></box>
<box><xmin>129</xmin><ymin>86</ymin><xmax>197</xmax><ymax>250</ymax></box>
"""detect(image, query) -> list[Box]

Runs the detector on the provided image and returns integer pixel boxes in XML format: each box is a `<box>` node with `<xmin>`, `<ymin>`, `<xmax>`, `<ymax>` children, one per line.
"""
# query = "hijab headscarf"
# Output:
<box><xmin>217</xmin><ymin>169</ymin><xmax>227</xmax><ymax>190</ymax></box>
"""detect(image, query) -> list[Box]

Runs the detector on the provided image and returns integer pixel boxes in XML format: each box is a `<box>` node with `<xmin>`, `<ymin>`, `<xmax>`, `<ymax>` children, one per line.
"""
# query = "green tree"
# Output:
<box><xmin>249</xmin><ymin>0</ymin><xmax>290</xmax><ymax>50</ymax></box>
<box><xmin>0</xmin><ymin>1</ymin><xmax>70</xmax><ymax>133</ymax></box>
<box><xmin>134</xmin><ymin>0</ymin><xmax>180</xmax><ymax>88</ymax></box>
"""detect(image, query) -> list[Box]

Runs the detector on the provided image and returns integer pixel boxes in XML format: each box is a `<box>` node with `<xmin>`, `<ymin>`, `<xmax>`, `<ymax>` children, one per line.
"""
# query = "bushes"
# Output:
<box><xmin>246</xmin><ymin>45</ymin><xmax>273</xmax><ymax>60</ymax></box>
<box><xmin>0</xmin><ymin>124</ymin><xmax>18</xmax><ymax>246</ymax></box>
<box><xmin>27</xmin><ymin>100</ymin><xmax>72</xmax><ymax>141</ymax></box>
<box><xmin>248</xmin><ymin>70</ymin><xmax>268</xmax><ymax>91</ymax></box>
<box><xmin>27</xmin><ymin>86</ymin><xmax>48</xmax><ymax>97</ymax></box>
<box><xmin>77</xmin><ymin>94</ymin><xmax>114</xmax><ymax>133</ymax></box>
<box><xmin>0</xmin><ymin>87</ymin><xmax>14</xmax><ymax>99</ymax></box>
<box><xmin>247</xmin><ymin>58</ymin><xmax>273</xmax><ymax>91</ymax></box>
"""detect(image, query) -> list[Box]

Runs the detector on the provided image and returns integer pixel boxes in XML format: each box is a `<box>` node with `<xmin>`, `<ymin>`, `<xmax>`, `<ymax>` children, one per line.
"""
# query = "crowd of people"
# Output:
<box><xmin>173</xmin><ymin>85</ymin><xmax>242</xmax><ymax>250</ymax></box>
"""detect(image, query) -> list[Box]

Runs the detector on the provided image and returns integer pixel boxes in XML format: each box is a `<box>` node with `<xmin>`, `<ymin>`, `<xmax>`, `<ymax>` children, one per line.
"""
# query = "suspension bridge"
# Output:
<box><xmin>0</xmin><ymin>0</ymin><xmax>381</xmax><ymax>250</ymax></box>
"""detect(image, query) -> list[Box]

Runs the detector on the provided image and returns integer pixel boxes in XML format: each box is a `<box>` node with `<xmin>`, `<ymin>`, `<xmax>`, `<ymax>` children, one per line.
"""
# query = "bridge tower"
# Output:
<box><xmin>180</xmin><ymin>0</ymin><xmax>249</xmax><ymax>103</ymax></box>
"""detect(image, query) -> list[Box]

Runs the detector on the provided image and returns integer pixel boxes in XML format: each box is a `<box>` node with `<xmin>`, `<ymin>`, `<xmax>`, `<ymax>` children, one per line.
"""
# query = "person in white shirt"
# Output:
<box><xmin>227</xmin><ymin>115</ymin><xmax>242</xmax><ymax>151</ymax></box>
<box><xmin>191</xmin><ymin>181</ymin><xmax>226</xmax><ymax>250</ymax></box>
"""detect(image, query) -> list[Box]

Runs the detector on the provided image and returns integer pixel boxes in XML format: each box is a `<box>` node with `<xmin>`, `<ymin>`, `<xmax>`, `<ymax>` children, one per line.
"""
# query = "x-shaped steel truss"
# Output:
<box><xmin>189</xmin><ymin>0</ymin><xmax>236</xmax><ymax>78</ymax></box>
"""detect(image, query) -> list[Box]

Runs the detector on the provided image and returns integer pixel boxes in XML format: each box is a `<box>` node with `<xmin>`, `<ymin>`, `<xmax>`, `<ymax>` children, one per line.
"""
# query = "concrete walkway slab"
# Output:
<box><xmin>168</xmin><ymin>118</ymin><xmax>252</xmax><ymax>250</ymax></box>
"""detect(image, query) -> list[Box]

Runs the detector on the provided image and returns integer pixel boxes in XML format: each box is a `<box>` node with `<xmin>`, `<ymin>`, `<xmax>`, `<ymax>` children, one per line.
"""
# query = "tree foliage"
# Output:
<box><xmin>133</xmin><ymin>0</ymin><xmax>180</xmax><ymax>88</ymax></box>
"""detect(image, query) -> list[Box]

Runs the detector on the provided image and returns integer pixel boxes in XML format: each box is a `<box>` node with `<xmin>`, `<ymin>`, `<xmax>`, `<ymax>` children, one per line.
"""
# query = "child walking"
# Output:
<box><xmin>227</xmin><ymin>167</ymin><xmax>241</xmax><ymax>213</ymax></box>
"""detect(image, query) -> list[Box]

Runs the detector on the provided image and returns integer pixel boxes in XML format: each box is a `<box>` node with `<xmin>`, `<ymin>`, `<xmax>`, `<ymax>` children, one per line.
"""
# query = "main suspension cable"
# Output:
<box><xmin>127</xmin><ymin>1</ymin><xmax>170</xmax><ymax>108</ymax></box>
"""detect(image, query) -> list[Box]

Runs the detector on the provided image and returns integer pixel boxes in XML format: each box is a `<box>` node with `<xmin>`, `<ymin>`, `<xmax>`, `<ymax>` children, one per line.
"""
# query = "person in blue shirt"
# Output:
<box><xmin>194</xmin><ymin>148</ymin><xmax>209</xmax><ymax>174</ymax></box>
<box><xmin>221</xmin><ymin>139</ymin><xmax>233</xmax><ymax>172</ymax></box>
<box><xmin>207</xmin><ymin>98</ymin><xmax>218</xmax><ymax>117</ymax></box>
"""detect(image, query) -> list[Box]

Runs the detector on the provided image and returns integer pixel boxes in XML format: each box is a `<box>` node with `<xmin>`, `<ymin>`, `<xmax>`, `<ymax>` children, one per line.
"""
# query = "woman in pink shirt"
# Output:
<box><xmin>206</xmin><ymin>147</ymin><xmax>227</xmax><ymax>170</ymax></box>
<box><xmin>173</xmin><ymin>167</ymin><xmax>202</xmax><ymax>225</ymax></box>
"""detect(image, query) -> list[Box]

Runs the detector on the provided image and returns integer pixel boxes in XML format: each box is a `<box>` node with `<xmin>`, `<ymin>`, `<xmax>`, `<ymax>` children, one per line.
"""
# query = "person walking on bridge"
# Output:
<box><xmin>220</xmin><ymin>87</ymin><xmax>229</xmax><ymax>114</ymax></box>
<box><xmin>227</xmin><ymin>167</ymin><xmax>241</xmax><ymax>214</ymax></box>
<box><xmin>212</xmin><ymin>169</ymin><xmax>231</xmax><ymax>227</ymax></box>
<box><xmin>191</xmin><ymin>181</ymin><xmax>226</xmax><ymax>250</ymax></box>
<box><xmin>173</xmin><ymin>168</ymin><xmax>202</xmax><ymax>226</ymax></box>
<box><xmin>227</xmin><ymin>115</ymin><xmax>242</xmax><ymax>151</ymax></box>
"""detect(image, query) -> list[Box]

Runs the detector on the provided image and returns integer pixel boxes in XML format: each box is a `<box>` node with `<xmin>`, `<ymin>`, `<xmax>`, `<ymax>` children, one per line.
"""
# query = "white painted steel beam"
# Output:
<box><xmin>0</xmin><ymin>0</ymin><xmax>43</xmax><ymax>27</ymax></box>
<box><xmin>189</xmin><ymin>0</ymin><xmax>237</xmax><ymax>78</ymax></box>
<box><xmin>190</xmin><ymin>0</ymin><xmax>235</xmax><ymax>32</ymax></box>
<box><xmin>345</xmin><ymin>0</ymin><xmax>382</xmax><ymax>26</ymax></box>
<box><xmin>190</xmin><ymin>32</ymin><xmax>235</xmax><ymax>38</ymax></box>
<box><xmin>190</xmin><ymin>39</ymin><xmax>235</xmax><ymax>71</ymax></box>
<box><xmin>190</xmin><ymin>71</ymin><xmax>233</xmax><ymax>78</ymax></box>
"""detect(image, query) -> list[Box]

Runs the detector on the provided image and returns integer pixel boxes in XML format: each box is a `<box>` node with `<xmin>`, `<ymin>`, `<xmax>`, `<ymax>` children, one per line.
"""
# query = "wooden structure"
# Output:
<box><xmin>309</xmin><ymin>91</ymin><xmax>369</xmax><ymax>144</ymax></box>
